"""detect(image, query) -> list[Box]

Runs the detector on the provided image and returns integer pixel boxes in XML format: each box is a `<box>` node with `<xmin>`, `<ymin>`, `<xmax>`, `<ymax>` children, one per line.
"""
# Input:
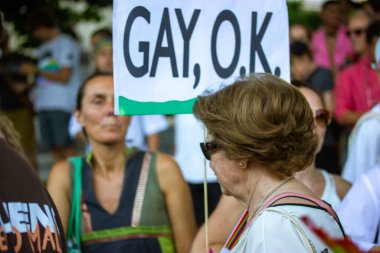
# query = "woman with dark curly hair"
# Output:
<box><xmin>192</xmin><ymin>73</ymin><xmax>345</xmax><ymax>252</ymax></box>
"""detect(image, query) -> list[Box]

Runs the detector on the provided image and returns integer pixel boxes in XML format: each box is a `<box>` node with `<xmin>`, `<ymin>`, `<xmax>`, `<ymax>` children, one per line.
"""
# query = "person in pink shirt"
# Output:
<box><xmin>312</xmin><ymin>1</ymin><xmax>355</xmax><ymax>77</ymax></box>
<box><xmin>335</xmin><ymin>20</ymin><xmax>380</xmax><ymax>127</ymax></box>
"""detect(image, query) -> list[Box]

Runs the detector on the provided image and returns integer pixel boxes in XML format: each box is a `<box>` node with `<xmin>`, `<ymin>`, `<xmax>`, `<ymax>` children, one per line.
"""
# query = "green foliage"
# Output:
<box><xmin>287</xmin><ymin>1</ymin><xmax>321</xmax><ymax>30</ymax></box>
<box><xmin>0</xmin><ymin>0</ymin><xmax>112</xmax><ymax>47</ymax></box>
<box><xmin>1</xmin><ymin>0</ymin><xmax>321</xmax><ymax>47</ymax></box>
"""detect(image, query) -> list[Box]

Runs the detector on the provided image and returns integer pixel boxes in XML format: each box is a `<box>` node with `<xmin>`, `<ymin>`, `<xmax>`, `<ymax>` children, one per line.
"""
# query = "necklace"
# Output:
<box><xmin>247</xmin><ymin>176</ymin><xmax>294</xmax><ymax>225</ymax></box>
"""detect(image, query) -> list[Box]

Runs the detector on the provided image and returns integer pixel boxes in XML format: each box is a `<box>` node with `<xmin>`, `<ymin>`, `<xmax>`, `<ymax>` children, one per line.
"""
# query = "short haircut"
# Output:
<box><xmin>91</xmin><ymin>28</ymin><xmax>112</xmax><ymax>40</ymax></box>
<box><xmin>27</xmin><ymin>8</ymin><xmax>58</xmax><ymax>32</ymax></box>
<box><xmin>76</xmin><ymin>72</ymin><xmax>113</xmax><ymax>111</ymax></box>
<box><xmin>366</xmin><ymin>19</ymin><xmax>380</xmax><ymax>44</ymax></box>
<box><xmin>193</xmin><ymin>73</ymin><xmax>318</xmax><ymax>178</ymax></box>
<box><xmin>321</xmin><ymin>0</ymin><xmax>340</xmax><ymax>12</ymax></box>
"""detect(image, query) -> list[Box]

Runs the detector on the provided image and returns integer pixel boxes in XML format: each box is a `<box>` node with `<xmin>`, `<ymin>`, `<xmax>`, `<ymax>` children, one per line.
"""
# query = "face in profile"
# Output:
<box><xmin>347</xmin><ymin>15</ymin><xmax>369</xmax><ymax>54</ymax></box>
<box><xmin>76</xmin><ymin>75</ymin><xmax>130</xmax><ymax>145</ymax></box>
<box><xmin>299</xmin><ymin>87</ymin><xmax>328</xmax><ymax>154</ymax></box>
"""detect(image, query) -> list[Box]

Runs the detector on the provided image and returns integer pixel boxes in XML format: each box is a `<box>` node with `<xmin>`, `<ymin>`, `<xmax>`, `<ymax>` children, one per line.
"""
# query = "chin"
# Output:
<box><xmin>99</xmin><ymin>135</ymin><xmax>125</xmax><ymax>145</ymax></box>
<box><xmin>219</xmin><ymin>185</ymin><xmax>232</xmax><ymax>196</ymax></box>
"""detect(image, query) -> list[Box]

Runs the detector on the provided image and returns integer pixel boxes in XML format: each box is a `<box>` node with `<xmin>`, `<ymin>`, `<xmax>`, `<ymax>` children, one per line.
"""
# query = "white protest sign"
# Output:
<box><xmin>113</xmin><ymin>0</ymin><xmax>289</xmax><ymax>115</ymax></box>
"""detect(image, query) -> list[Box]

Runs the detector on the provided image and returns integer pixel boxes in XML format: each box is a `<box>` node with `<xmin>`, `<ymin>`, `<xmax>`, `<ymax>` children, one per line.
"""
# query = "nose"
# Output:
<box><xmin>105</xmin><ymin>99</ymin><xmax>115</xmax><ymax>116</ymax></box>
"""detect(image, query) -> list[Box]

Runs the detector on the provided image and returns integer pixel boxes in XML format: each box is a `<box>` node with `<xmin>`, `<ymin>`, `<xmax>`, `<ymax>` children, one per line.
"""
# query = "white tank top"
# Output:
<box><xmin>320</xmin><ymin>169</ymin><xmax>342</xmax><ymax>211</ymax></box>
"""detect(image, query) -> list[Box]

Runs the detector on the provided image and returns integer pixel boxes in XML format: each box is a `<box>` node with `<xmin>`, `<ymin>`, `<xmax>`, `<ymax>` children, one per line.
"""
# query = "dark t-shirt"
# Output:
<box><xmin>306</xmin><ymin>67</ymin><xmax>334</xmax><ymax>93</ymax></box>
<box><xmin>306</xmin><ymin>67</ymin><xmax>339</xmax><ymax>147</ymax></box>
<box><xmin>0</xmin><ymin>139</ymin><xmax>67</xmax><ymax>252</ymax></box>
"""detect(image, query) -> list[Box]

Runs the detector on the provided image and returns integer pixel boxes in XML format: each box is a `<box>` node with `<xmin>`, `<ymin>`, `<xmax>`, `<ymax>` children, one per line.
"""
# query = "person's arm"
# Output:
<box><xmin>147</xmin><ymin>133</ymin><xmax>160</xmax><ymax>151</ymax></box>
<box><xmin>19</xmin><ymin>63</ymin><xmax>72</xmax><ymax>83</ymax></box>
<box><xmin>334</xmin><ymin>70</ymin><xmax>361</xmax><ymax>126</ymax></box>
<box><xmin>156</xmin><ymin>153</ymin><xmax>197</xmax><ymax>253</ymax></box>
<box><xmin>190</xmin><ymin>196</ymin><xmax>244</xmax><ymax>253</ymax></box>
<box><xmin>47</xmin><ymin>160</ymin><xmax>71</xmax><ymax>234</ymax></box>
<box><xmin>338</xmin><ymin>169</ymin><xmax>380</xmax><ymax>252</ymax></box>
<box><xmin>40</xmin><ymin>67</ymin><xmax>72</xmax><ymax>83</ymax></box>
<box><xmin>338</xmin><ymin>111</ymin><xmax>365</xmax><ymax>126</ymax></box>
<box><xmin>369</xmin><ymin>246</ymin><xmax>380</xmax><ymax>252</ymax></box>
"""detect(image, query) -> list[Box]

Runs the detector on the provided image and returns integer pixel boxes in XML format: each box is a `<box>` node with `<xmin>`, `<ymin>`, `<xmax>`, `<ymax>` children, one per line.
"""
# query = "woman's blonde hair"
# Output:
<box><xmin>0</xmin><ymin>113</ymin><xmax>26</xmax><ymax>160</ymax></box>
<box><xmin>193</xmin><ymin>73</ymin><xmax>318</xmax><ymax>178</ymax></box>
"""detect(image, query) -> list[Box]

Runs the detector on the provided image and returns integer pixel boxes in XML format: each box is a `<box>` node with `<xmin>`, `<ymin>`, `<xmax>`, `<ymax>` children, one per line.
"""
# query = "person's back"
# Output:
<box><xmin>0</xmin><ymin>116</ymin><xmax>67</xmax><ymax>252</ymax></box>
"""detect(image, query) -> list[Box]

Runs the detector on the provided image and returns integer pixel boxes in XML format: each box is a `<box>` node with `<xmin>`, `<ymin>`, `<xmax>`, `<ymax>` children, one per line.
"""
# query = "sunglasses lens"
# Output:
<box><xmin>200</xmin><ymin>143</ymin><xmax>211</xmax><ymax>160</ymax></box>
<box><xmin>315</xmin><ymin>110</ymin><xmax>331</xmax><ymax>127</ymax></box>
<box><xmin>200</xmin><ymin>141</ymin><xmax>219</xmax><ymax>160</ymax></box>
<box><xmin>346</xmin><ymin>29</ymin><xmax>364</xmax><ymax>37</ymax></box>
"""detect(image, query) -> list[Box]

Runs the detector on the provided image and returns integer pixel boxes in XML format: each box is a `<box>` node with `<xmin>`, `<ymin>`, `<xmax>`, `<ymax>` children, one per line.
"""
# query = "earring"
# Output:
<box><xmin>239</xmin><ymin>160</ymin><xmax>245</xmax><ymax>168</ymax></box>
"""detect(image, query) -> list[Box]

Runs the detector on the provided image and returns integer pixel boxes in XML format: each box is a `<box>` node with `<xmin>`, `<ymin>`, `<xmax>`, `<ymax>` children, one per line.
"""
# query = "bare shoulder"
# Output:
<box><xmin>156</xmin><ymin>153</ymin><xmax>182</xmax><ymax>174</ymax></box>
<box><xmin>333</xmin><ymin>175</ymin><xmax>352</xmax><ymax>200</ymax></box>
<box><xmin>155</xmin><ymin>153</ymin><xmax>185</xmax><ymax>192</ymax></box>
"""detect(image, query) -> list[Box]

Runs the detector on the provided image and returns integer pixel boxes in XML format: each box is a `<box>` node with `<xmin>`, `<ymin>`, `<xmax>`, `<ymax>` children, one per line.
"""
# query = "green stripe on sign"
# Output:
<box><xmin>119</xmin><ymin>96</ymin><xmax>197</xmax><ymax>115</ymax></box>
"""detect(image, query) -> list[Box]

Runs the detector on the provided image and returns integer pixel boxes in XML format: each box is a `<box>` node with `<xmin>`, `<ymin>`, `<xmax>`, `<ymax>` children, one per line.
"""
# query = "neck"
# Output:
<box><xmin>295</xmin><ymin>161</ymin><xmax>319</xmax><ymax>189</ymax></box>
<box><xmin>47</xmin><ymin>29</ymin><xmax>59</xmax><ymax>41</ymax></box>
<box><xmin>89</xmin><ymin>141</ymin><xmax>127</xmax><ymax>179</ymax></box>
<box><xmin>243</xmin><ymin>168</ymin><xmax>292</xmax><ymax>215</ymax></box>
<box><xmin>324</xmin><ymin>26</ymin><xmax>337</xmax><ymax>37</ymax></box>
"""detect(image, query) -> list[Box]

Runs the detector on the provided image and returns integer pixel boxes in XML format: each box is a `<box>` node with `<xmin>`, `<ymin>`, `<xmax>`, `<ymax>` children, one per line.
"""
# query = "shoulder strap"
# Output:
<box><xmin>263</xmin><ymin>192</ymin><xmax>339</xmax><ymax>223</ymax></box>
<box><xmin>67</xmin><ymin>157</ymin><xmax>83</xmax><ymax>249</ymax></box>
<box><xmin>263</xmin><ymin>192</ymin><xmax>346</xmax><ymax>236</ymax></box>
<box><xmin>224</xmin><ymin>209</ymin><xmax>249</xmax><ymax>250</ymax></box>
<box><xmin>131</xmin><ymin>152</ymin><xmax>151</xmax><ymax>227</ymax></box>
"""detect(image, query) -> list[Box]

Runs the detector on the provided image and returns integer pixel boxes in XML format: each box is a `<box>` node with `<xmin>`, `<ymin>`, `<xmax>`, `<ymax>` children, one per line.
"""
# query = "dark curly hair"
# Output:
<box><xmin>193</xmin><ymin>73</ymin><xmax>318</xmax><ymax>178</ymax></box>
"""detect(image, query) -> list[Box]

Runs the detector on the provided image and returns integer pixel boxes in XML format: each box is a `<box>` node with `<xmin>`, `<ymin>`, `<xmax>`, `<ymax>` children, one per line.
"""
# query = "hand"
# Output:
<box><xmin>18</xmin><ymin>63</ymin><xmax>37</xmax><ymax>75</ymax></box>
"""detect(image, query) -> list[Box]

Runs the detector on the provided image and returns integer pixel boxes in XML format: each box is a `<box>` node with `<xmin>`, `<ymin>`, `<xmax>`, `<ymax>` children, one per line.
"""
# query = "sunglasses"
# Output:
<box><xmin>315</xmin><ymin>109</ymin><xmax>332</xmax><ymax>128</ymax></box>
<box><xmin>200</xmin><ymin>141</ymin><xmax>219</xmax><ymax>160</ymax></box>
<box><xmin>346</xmin><ymin>28</ymin><xmax>365</xmax><ymax>37</ymax></box>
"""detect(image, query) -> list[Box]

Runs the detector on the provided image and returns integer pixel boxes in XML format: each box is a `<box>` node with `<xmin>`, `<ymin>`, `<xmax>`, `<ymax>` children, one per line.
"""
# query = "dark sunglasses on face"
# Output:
<box><xmin>346</xmin><ymin>28</ymin><xmax>365</xmax><ymax>37</ymax></box>
<box><xmin>315</xmin><ymin>109</ymin><xmax>332</xmax><ymax>128</ymax></box>
<box><xmin>200</xmin><ymin>141</ymin><xmax>219</xmax><ymax>160</ymax></box>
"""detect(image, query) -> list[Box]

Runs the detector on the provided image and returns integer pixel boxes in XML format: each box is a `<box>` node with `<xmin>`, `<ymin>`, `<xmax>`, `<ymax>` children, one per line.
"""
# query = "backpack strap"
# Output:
<box><xmin>67</xmin><ymin>156</ymin><xmax>83</xmax><ymax>250</ymax></box>
<box><xmin>263</xmin><ymin>192</ymin><xmax>345</xmax><ymax>236</ymax></box>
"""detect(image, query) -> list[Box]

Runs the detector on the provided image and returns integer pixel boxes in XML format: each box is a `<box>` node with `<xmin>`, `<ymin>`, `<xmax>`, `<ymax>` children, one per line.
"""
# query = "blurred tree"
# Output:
<box><xmin>0</xmin><ymin>1</ymin><xmax>329</xmax><ymax>48</ymax></box>
<box><xmin>288</xmin><ymin>1</ymin><xmax>321</xmax><ymax>30</ymax></box>
<box><xmin>0</xmin><ymin>0</ymin><xmax>112</xmax><ymax>47</ymax></box>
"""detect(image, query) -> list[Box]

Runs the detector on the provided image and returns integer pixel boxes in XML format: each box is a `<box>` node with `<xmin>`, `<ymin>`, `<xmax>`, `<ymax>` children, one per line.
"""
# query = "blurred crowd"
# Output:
<box><xmin>1</xmin><ymin>0</ymin><xmax>380</xmax><ymax>252</ymax></box>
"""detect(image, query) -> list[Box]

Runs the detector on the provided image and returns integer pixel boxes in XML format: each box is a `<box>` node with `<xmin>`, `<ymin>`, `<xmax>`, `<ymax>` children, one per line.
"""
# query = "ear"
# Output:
<box><xmin>74</xmin><ymin>110</ymin><xmax>85</xmax><ymax>127</ymax></box>
<box><xmin>239</xmin><ymin>159</ymin><xmax>249</xmax><ymax>169</ymax></box>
